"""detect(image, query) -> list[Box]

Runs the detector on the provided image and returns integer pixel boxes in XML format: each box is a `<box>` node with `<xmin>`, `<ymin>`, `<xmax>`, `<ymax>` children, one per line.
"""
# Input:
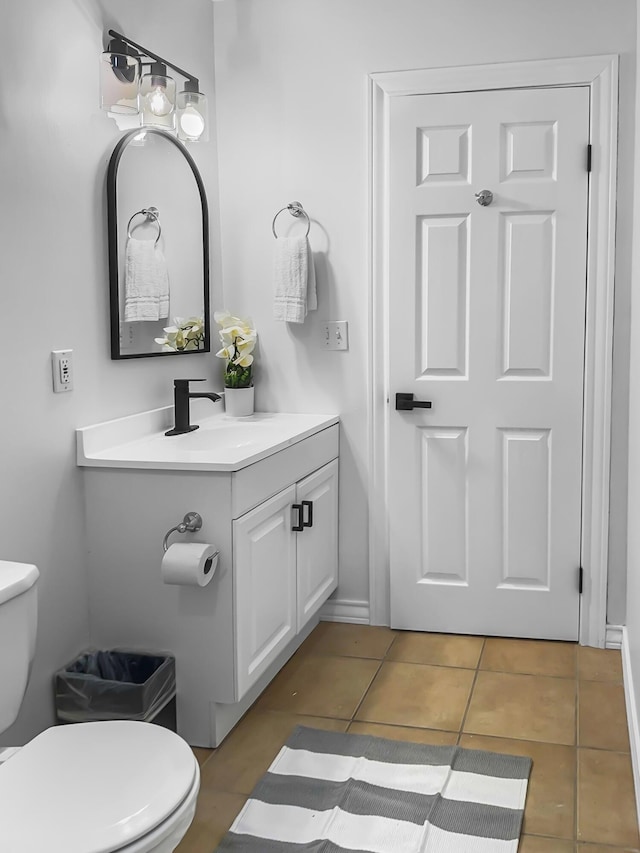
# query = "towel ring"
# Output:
<box><xmin>272</xmin><ymin>201</ymin><xmax>310</xmax><ymax>239</ymax></box>
<box><xmin>127</xmin><ymin>206</ymin><xmax>162</xmax><ymax>245</ymax></box>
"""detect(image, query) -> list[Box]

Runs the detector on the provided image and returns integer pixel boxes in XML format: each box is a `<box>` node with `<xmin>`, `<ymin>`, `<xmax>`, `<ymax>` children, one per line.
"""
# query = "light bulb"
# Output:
<box><xmin>178</xmin><ymin>105</ymin><xmax>205</xmax><ymax>139</ymax></box>
<box><xmin>147</xmin><ymin>86</ymin><xmax>172</xmax><ymax>117</ymax></box>
<box><xmin>177</xmin><ymin>88</ymin><xmax>208</xmax><ymax>142</ymax></box>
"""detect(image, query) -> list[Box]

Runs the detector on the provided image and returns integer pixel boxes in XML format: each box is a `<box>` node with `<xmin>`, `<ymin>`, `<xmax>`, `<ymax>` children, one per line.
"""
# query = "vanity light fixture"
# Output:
<box><xmin>100</xmin><ymin>29</ymin><xmax>208</xmax><ymax>142</ymax></box>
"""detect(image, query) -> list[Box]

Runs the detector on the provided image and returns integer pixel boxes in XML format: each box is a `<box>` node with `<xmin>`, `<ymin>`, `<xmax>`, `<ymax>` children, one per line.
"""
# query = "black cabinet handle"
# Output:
<box><xmin>395</xmin><ymin>392</ymin><xmax>432</xmax><ymax>411</ymax></box>
<box><xmin>302</xmin><ymin>500</ymin><xmax>313</xmax><ymax>528</ymax></box>
<box><xmin>291</xmin><ymin>503</ymin><xmax>304</xmax><ymax>532</ymax></box>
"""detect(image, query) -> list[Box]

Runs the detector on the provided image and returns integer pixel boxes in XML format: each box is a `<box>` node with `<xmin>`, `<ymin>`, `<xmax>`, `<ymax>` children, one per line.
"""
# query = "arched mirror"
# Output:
<box><xmin>107</xmin><ymin>128</ymin><xmax>210</xmax><ymax>359</ymax></box>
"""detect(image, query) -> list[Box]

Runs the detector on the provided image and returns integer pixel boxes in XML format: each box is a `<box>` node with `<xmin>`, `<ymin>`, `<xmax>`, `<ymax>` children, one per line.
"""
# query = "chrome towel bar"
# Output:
<box><xmin>272</xmin><ymin>201</ymin><xmax>310</xmax><ymax>238</ymax></box>
<box><xmin>127</xmin><ymin>206</ymin><xmax>162</xmax><ymax>244</ymax></box>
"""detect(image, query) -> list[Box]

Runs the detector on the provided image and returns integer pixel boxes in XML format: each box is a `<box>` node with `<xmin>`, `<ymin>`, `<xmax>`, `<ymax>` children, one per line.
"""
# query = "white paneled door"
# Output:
<box><xmin>388</xmin><ymin>86</ymin><xmax>590</xmax><ymax>639</ymax></box>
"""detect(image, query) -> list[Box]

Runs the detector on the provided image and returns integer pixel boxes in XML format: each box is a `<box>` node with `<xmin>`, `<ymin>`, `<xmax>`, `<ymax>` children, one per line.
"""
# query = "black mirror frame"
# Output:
<box><xmin>107</xmin><ymin>128</ymin><xmax>211</xmax><ymax>360</ymax></box>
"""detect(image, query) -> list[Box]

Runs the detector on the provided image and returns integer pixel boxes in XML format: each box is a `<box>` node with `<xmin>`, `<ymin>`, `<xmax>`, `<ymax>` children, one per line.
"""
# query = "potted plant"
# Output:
<box><xmin>214</xmin><ymin>311</ymin><xmax>257</xmax><ymax>417</ymax></box>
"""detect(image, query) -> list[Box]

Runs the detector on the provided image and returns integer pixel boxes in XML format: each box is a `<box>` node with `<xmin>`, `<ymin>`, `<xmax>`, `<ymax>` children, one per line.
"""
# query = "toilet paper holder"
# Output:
<box><xmin>163</xmin><ymin>512</ymin><xmax>203</xmax><ymax>552</ymax></box>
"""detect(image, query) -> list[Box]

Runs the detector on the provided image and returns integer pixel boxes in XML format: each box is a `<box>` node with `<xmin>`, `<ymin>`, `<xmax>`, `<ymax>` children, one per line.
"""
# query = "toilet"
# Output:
<box><xmin>0</xmin><ymin>560</ymin><xmax>200</xmax><ymax>852</ymax></box>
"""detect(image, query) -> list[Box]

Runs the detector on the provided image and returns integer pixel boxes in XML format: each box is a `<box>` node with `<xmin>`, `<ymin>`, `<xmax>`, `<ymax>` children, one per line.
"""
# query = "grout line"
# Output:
<box><xmin>383</xmin><ymin>634</ymin><xmax>398</xmax><ymax>661</ymax></box>
<box><xmin>262</xmin><ymin>708</ymin><xmax>353</xmax><ymax>723</ymax></box>
<box><xmin>520</xmin><ymin>832</ymin><xmax>574</xmax><ymax>843</ymax></box>
<box><xmin>193</xmin><ymin>749</ymin><xmax>216</xmax><ymax>771</ymax></box>
<box><xmin>575</xmin><ymin>743</ymin><xmax>633</xmax><ymax>755</ymax></box>
<box><xmin>456</xmin><ymin>637</ymin><xmax>486</xmax><ymax>745</ymax></box>
<box><xmin>350</xmin><ymin>657</ymin><xmax>385</xmax><ymax>723</ymax></box>
<box><xmin>304</xmin><ymin>651</ymin><xmax>396</xmax><ymax>662</ymax></box>
<box><xmin>356</xmin><ymin>656</ymin><xmax>580</xmax><ymax>679</ymax></box>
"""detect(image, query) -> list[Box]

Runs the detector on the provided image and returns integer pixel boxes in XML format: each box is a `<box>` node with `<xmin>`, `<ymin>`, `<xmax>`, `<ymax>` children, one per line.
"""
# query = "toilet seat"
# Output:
<box><xmin>0</xmin><ymin>720</ymin><xmax>199</xmax><ymax>853</ymax></box>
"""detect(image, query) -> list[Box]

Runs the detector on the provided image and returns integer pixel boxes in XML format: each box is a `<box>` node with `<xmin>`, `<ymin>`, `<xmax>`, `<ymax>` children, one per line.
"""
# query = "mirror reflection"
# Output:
<box><xmin>107</xmin><ymin>129</ymin><xmax>210</xmax><ymax>359</ymax></box>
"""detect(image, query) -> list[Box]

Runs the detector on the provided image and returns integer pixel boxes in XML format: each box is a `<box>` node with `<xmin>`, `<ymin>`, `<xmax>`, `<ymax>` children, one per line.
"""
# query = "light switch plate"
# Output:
<box><xmin>323</xmin><ymin>321</ymin><xmax>349</xmax><ymax>351</ymax></box>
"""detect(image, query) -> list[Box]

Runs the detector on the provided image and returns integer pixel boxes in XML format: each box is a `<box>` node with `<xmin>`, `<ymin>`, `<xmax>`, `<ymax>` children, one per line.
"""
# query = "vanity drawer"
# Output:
<box><xmin>231</xmin><ymin>424</ymin><xmax>339</xmax><ymax>518</ymax></box>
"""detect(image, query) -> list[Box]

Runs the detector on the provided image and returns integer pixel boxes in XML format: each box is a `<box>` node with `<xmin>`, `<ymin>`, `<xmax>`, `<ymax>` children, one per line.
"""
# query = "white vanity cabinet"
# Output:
<box><xmin>234</xmin><ymin>459</ymin><xmax>338</xmax><ymax>698</ymax></box>
<box><xmin>295</xmin><ymin>461</ymin><xmax>339</xmax><ymax>630</ymax></box>
<box><xmin>77</xmin><ymin>408</ymin><xmax>339</xmax><ymax>747</ymax></box>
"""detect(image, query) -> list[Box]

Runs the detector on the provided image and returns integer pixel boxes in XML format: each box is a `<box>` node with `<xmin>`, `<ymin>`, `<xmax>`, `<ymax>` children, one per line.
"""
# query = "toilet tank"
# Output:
<box><xmin>0</xmin><ymin>562</ymin><xmax>39</xmax><ymax>734</ymax></box>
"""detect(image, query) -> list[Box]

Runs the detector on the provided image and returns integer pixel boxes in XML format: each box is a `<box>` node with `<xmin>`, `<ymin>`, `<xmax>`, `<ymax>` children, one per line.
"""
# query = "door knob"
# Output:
<box><xmin>475</xmin><ymin>189</ymin><xmax>493</xmax><ymax>207</ymax></box>
<box><xmin>395</xmin><ymin>393</ymin><xmax>432</xmax><ymax>411</ymax></box>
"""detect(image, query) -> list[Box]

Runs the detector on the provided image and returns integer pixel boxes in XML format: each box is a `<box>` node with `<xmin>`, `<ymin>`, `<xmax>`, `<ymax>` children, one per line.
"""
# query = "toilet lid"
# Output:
<box><xmin>0</xmin><ymin>560</ymin><xmax>39</xmax><ymax>604</ymax></box>
<box><xmin>0</xmin><ymin>720</ymin><xmax>197</xmax><ymax>853</ymax></box>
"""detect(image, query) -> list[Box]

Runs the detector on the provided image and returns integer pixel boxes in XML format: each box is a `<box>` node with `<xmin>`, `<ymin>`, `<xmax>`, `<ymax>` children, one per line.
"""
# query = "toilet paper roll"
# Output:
<box><xmin>161</xmin><ymin>542</ymin><xmax>218</xmax><ymax>587</ymax></box>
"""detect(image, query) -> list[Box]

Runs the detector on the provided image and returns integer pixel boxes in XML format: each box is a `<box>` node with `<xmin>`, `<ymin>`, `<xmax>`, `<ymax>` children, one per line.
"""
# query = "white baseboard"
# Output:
<box><xmin>621</xmin><ymin>627</ymin><xmax>640</xmax><ymax>826</ymax></box>
<box><xmin>606</xmin><ymin>623</ymin><xmax>624</xmax><ymax>649</ymax></box>
<box><xmin>320</xmin><ymin>599</ymin><xmax>370</xmax><ymax>624</ymax></box>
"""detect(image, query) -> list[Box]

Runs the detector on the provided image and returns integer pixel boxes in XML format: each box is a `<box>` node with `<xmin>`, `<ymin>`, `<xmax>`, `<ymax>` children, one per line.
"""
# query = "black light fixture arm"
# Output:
<box><xmin>108</xmin><ymin>29</ymin><xmax>199</xmax><ymax>89</ymax></box>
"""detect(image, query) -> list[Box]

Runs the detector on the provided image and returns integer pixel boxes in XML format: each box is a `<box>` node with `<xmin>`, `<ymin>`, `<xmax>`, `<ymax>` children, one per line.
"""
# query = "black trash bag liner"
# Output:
<box><xmin>55</xmin><ymin>649</ymin><xmax>175</xmax><ymax>723</ymax></box>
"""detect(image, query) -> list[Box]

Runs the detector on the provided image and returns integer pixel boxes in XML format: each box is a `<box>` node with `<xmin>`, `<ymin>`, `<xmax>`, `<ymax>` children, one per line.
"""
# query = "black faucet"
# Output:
<box><xmin>165</xmin><ymin>379</ymin><xmax>221</xmax><ymax>436</ymax></box>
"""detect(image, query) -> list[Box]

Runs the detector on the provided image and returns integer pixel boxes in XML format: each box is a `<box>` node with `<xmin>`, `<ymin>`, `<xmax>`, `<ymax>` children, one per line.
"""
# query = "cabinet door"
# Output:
<box><xmin>296</xmin><ymin>459</ymin><xmax>339</xmax><ymax>631</ymax></box>
<box><xmin>234</xmin><ymin>485</ymin><xmax>297</xmax><ymax>698</ymax></box>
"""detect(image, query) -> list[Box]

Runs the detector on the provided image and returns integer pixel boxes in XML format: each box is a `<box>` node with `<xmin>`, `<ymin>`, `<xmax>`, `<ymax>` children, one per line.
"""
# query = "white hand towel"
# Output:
<box><xmin>273</xmin><ymin>235</ymin><xmax>317</xmax><ymax>323</ymax></box>
<box><xmin>306</xmin><ymin>239</ymin><xmax>317</xmax><ymax>312</ymax></box>
<box><xmin>123</xmin><ymin>237</ymin><xmax>170</xmax><ymax>323</ymax></box>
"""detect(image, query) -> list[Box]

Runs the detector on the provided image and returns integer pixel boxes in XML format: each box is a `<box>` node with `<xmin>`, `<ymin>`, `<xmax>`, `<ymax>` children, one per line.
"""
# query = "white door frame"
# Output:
<box><xmin>367</xmin><ymin>55</ymin><xmax>619</xmax><ymax>647</ymax></box>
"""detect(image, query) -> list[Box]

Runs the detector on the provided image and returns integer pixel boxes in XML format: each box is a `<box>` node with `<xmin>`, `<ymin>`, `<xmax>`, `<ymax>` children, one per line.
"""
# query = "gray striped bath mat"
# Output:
<box><xmin>215</xmin><ymin>725</ymin><xmax>531</xmax><ymax>852</ymax></box>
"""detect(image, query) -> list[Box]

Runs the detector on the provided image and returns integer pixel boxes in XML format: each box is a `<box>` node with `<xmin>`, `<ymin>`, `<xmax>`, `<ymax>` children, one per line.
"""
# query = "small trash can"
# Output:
<box><xmin>54</xmin><ymin>649</ymin><xmax>176</xmax><ymax>731</ymax></box>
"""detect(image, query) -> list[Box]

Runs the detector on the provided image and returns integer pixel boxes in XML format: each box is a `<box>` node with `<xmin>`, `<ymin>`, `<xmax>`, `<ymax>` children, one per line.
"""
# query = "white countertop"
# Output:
<box><xmin>77</xmin><ymin>403</ymin><xmax>339</xmax><ymax>472</ymax></box>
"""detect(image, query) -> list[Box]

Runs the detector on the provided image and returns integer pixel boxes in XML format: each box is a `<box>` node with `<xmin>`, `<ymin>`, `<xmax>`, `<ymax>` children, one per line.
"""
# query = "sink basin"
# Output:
<box><xmin>77</xmin><ymin>406</ymin><xmax>339</xmax><ymax>472</ymax></box>
<box><xmin>171</xmin><ymin>419</ymin><xmax>283</xmax><ymax>451</ymax></box>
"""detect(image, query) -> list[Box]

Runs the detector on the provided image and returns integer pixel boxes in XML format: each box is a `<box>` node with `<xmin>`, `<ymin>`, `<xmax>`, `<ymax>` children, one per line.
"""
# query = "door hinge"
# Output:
<box><xmin>586</xmin><ymin>144</ymin><xmax>592</xmax><ymax>173</ymax></box>
<box><xmin>579</xmin><ymin>566</ymin><xmax>584</xmax><ymax>594</ymax></box>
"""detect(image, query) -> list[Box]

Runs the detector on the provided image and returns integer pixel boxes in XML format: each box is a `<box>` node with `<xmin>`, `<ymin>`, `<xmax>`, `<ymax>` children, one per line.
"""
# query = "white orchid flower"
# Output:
<box><xmin>154</xmin><ymin>316</ymin><xmax>205</xmax><ymax>352</ymax></box>
<box><xmin>233</xmin><ymin>353</ymin><xmax>254</xmax><ymax>367</ymax></box>
<box><xmin>213</xmin><ymin>310</ymin><xmax>233</xmax><ymax>326</ymax></box>
<box><xmin>235</xmin><ymin>337</ymin><xmax>255</xmax><ymax>353</ymax></box>
<box><xmin>214</xmin><ymin>310</ymin><xmax>257</xmax><ymax>387</ymax></box>
<box><xmin>219</xmin><ymin>325</ymin><xmax>245</xmax><ymax>344</ymax></box>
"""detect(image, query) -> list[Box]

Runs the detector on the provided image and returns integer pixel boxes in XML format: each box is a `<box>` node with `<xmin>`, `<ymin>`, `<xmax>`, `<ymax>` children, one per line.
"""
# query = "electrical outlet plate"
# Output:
<box><xmin>322</xmin><ymin>321</ymin><xmax>349</xmax><ymax>351</ymax></box>
<box><xmin>52</xmin><ymin>350</ymin><xmax>73</xmax><ymax>392</ymax></box>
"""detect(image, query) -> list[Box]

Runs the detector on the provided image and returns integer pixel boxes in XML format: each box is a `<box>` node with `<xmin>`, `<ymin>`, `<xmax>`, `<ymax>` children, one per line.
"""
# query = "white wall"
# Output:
<box><xmin>0</xmin><ymin>0</ymin><xmax>219</xmax><ymax>744</ymax></box>
<box><xmin>212</xmin><ymin>0</ymin><xmax>637</xmax><ymax>617</ymax></box>
<box><xmin>625</xmin><ymin>1</ymin><xmax>640</xmax><ymax>739</ymax></box>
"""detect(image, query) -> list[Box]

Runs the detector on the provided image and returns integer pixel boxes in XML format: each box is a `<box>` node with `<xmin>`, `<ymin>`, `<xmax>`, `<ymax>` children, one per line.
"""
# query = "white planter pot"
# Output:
<box><xmin>224</xmin><ymin>386</ymin><xmax>254</xmax><ymax>418</ymax></box>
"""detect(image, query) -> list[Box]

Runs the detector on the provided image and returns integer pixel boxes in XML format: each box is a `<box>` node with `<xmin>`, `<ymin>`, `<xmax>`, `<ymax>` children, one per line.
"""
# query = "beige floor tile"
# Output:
<box><xmin>175</xmin><ymin>789</ymin><xmax>246</xmax><ymax>853</ymax></box>
<box><xmin>578</xmin><ymin>646</ymin><xmax>624</xmax><ymax>682</ymax></box>
<box><xmin>386</xmin><ymin>632</ymin><xmax>484</xmax><ymax>669</ymax></box>
<box><xmin>255</xmin><ymin>654</ymin><xmax>380</xmax><ymax>718</ymax></box>
<box><xmin>299</xmin><ymin>621</ymin><xmax>396</xmax><ymax>659</ymax></box>
<box><xmin>181</xmin><ymin>633</ymin><xmax>637</xmax><ymax>852</ymax></box>
<box><xmin>355</xmin><ymin>661</ymin><xmax>474</xmax><ymax>731</ymax></box>
<box><xmin>517</xmin><ymin>837</ymin><xmax>573</xmax><ymax>853</ymax></box>
<box><xmin>481</xmin><ymin>637</ymin><xmax>576</xmax><ymax>678</ymax></box>
<box><xmin>190</xmin><ymin>747</ymin><xmax>214</xmax><ymax>768</ymax></box>
<box><xmin>460</xmin><ymin>733</ymin><xmax>575</xmax><ymax>839</ymax></box>
<box><xmin>463</xmin><ymin>671</ymin><xmax>576</xmax><ymax>745</ymax></box>
<box><xmin>578</xmin><ymin>748</ymin><xmax>640</xmax><ymax>846</ymax></box>
<box><xmin>201</xmin><ymin>709</ymin><xmax>349</xmax><ymax>794</ymax></box>
<box><xmin>578</xmin><ymin>680</ymin><xmax>630</xmax><ymax>751</ymax></box>
<box><xmin>348</xmin><ymin>721</ymin><xmax>458</xmax><ymax>746</ymax></box>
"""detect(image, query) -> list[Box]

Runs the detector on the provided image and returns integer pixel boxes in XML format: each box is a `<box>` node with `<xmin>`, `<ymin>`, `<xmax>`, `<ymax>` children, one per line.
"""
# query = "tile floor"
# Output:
<box><xmin>177</xmin><ymin>622</ymin><xmax>639</xmax><ymax>852</ymax></box>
